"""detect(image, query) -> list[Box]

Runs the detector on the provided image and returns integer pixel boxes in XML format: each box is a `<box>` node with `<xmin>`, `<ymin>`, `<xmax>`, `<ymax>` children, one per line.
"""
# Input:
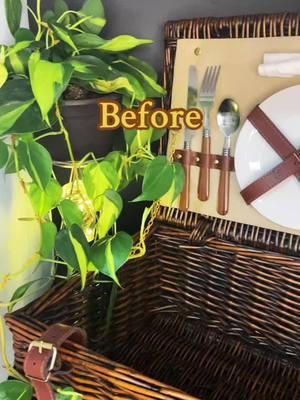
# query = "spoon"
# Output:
<box><xmin>217</xmin><ymin>99</ymin><xmax>240</xmax><ymax>216</ymax></box>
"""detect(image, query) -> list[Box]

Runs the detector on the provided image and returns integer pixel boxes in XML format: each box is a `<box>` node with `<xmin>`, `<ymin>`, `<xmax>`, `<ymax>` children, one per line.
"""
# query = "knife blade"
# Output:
<box><xmin>184</xmin><ymin>65</ymin><xmax>199</xmax><ymax>150</ymax></box>
<box><xmin>179</xmin><ymin>65</ymin><xmax>199</xmax><ymax>211</ymax></box>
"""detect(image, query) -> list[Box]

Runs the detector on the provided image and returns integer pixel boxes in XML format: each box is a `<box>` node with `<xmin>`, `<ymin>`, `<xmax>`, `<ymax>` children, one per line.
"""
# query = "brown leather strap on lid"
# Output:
<box><xmin>24</xmin><ymin>324</ymin><xmax>87</xmax><ymax>400</ymax></box>
<box><xmin>248</xmin><ymin>106</ymin><xmax>300</xmax><ymax>181</ymax></box>
<box><xmin>241</xmin><ymin>150</ymin><xmax>300</xmax><ymax>204</ymax></box>
<box><xmin>241</xmin><ymin>106</ymin><xmax>300</xmax><ymax>204</ymax></box>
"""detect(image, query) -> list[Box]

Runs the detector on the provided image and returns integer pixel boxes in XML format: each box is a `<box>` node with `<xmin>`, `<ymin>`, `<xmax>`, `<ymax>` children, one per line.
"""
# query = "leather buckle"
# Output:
<box><xmin>27</xmin><ymin>341</ymin><xmax>58</xmax><ymax>382</ymax></box>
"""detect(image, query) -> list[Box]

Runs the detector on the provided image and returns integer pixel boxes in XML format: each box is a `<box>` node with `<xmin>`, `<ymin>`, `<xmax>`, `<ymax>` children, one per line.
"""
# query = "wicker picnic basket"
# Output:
<box><xmin>5</xmin><ymin>13</ymin><xmax>300</xmax><ymax>400</ymax></box>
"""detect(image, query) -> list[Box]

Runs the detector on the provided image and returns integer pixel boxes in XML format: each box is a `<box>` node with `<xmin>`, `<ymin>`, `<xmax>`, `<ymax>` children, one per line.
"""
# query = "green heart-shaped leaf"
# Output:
<box><xmin>133</xmin><ymin>156</ymin><xmax>174</xmax><ymax>202</ymax></box>
<box><xmin>29</xmin><ymin>179</ymin><xmax>62</xmax><ymax>217</ymax></box>
<box><xmin>0</xmin><ymin>80</ymin><xmax>37</xmax><ymax>136</ymax></box>
<box><xmin>79</xmin><ymin>0</ymin><xmax>106</xmax><ymax>34</ymax></box>
<box><xmin>18</xmin><ymin>141</ymin><xmax>53</xmax><ymax>189</ymax></box>
<box><xmin>54</xmin><ymin>0</ymin><xmax>69</xmax><ymax>18</ymax></box>
<box><xmin>59</xmin><ymin>199</ymin><xmax>84</xmax><ymax>229</ymax></box>
<box><xmin>91</xmin><ymin>231</ymin><xmax>133</xmax><ymax>284</ymax></box>
<box><xmin>40</xmin><ymin>221</ymin><xmax>58</xmax><ymax>258</ymax></box>
<box><xmin>0</xmin><ymin>380</ymin><xmax>33</xmax><ymax>400</ymax></box>
<box><xmin>96</xmin><ymin>189</ymin><xmax>123</xmax><ymax>239</ymax></box>
<box><xmin>83</xmin><ymin>161</ymin><xmax>119</xmax><ymax>208</ymax></box>
<box><xmin>5</xmin><ymin>0</ymin><xmax>22</xmax><ymax>36</ymax></box>
<box><xmin>29</xmin><ymin>52</ymin><xmax>73</xmax><ymax>121</ymax></box>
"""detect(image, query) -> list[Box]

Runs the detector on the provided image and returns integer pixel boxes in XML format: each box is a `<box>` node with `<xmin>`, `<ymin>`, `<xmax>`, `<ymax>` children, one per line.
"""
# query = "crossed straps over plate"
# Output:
<box><xmin>240</xmin><ymin>106</ymin><xmax>300</xmax><ymax>205</ymax></box>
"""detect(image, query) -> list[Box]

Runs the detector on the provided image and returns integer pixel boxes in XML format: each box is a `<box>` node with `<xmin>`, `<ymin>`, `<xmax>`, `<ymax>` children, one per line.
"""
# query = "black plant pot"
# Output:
<box><xmin>40</xmin><ymin>96</ymin><xmax>122</xmax><ymax>162</ymax></box>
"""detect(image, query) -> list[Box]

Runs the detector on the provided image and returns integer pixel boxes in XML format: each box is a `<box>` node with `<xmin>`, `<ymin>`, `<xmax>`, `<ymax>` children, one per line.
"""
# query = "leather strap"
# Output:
<box><xmin>174</xmin><ymin>149</ymin><xmax>235</xmax><ymax>171</ymax></box>
<box><xmin>241</xmin><ymin>106</ymin><xmax>300</xmax><ymax>204</ymax></box>
<box><xmin>248</xmin><ymin>106</ymin><xmax>300</xmax><ymax>181</ymax></box>
<box><xmin>24</xmin><ymin>324</ymin><xmax>87</xmax><ymax>400</ymax></box>
<box><xmin>241</xmin><ymin>150</ymin><xmax>300</xmax><ymax>204</ymax></box>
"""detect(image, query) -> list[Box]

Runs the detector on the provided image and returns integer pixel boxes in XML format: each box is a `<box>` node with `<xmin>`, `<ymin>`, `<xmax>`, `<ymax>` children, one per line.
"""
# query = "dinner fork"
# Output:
<box><xmin>198</xmin><ymin>66</ymin><xmax>221</xmax><ymax>201</ymax></box>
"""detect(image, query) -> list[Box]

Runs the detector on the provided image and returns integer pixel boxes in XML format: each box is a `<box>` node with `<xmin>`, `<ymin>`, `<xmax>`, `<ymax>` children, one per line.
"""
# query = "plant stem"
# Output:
<box><xmin>0</xmin><ymin>254</ymin><xmax>41</xmax><ymax>290</ymax></box>
<box><xmin>27</xmin><ymin>6</ymin><xmax>39</xmax><ymax>24</ymax></box>
<box><xmin>11</xmin><ymin>136</ymin><xmax>27</xmax><ymax>194</ymax></box>
<box><xmin>77</xmin><ymin>152</ymin><xmax>98</xmax><ymax>167</ymax></box>
<box><xmin>0</xmin><ymin>317</ymin><xmax>27</xmax><ymax>382</ymax></box>
<box><xmin>34</xmin><ymin>131</ymin><xmax>64</xmax><ymax>142</ymax></box>
<box><xmin>57</xmin><ymin>10</ymin><xmax>82</xmax><ymax>24</ymax></box>
<box><xmin>2</xmin><ymin>277</ymin><xmax>54</xmax><ymax>312</ymax></box>
<box><xmin>56</xmin><ymin>104</ymin><xmax>75</xmax><ymax>163</ymax></box>
<box><xmin>40</xmin><ymin>258</ymin><xmax>68</xmax><ymax>266</ymax></box>
<box><xmin>69</xmin><ymin>16</ymin><xmax>92</xmax><ymax>30</ymax></box>
<box><xmin>35</xmin><ymin>0</ymin><xmax>43</xmax><ymax>41</ymax></box>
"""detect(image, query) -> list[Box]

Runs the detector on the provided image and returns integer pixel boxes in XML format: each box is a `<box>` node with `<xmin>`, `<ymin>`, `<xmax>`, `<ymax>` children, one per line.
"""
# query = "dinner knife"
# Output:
<box><xmin>179</xmin><ymin>65</ymin><xmax>199</xmax><ymax>211</ymax></box>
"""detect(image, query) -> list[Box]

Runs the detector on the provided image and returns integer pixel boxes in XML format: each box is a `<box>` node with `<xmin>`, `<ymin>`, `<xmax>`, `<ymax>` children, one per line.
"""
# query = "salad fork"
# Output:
<box><xmin>198</xmin><ymin>65</ymin><xmax>221</xmax><ymax>201</ymax></box>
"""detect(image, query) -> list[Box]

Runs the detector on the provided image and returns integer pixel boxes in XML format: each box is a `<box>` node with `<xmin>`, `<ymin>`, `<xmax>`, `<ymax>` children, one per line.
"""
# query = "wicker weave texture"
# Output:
<box><xmin>6</xmin><ymin>216</ymin><xmax>300</xmax><ymax>399</ymax></box>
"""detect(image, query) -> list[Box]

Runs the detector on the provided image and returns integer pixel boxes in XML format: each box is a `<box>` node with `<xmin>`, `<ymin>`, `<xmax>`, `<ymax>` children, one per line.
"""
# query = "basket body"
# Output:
<box><xmin>6</xmin><ymin>12</ymin><xmax>300</xmax><ymax>400</ymax></box>
<box><xmin>6</xmin><ymin>208</ymin><xmax>300</xmax><ymax>399</ymax></box>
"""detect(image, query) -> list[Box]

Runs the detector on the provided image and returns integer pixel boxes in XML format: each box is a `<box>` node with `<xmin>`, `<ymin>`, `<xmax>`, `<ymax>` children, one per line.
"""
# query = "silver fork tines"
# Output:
<box><xmin>197</xmin><ymin>65</ymin><xmax>221</xmax><ymax>202</ymax></box>
<box><xmin>200</xmin><ymin>65</ymin><xmax>221</xmax><ymax>99</ymax></box>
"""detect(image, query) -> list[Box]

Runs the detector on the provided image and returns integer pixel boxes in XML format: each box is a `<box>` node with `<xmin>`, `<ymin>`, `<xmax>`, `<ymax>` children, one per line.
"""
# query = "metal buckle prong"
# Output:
<box><xmin>28</xmin><ymin>340</ymin><xmax>58</xmax><ymax>372</ymax></box>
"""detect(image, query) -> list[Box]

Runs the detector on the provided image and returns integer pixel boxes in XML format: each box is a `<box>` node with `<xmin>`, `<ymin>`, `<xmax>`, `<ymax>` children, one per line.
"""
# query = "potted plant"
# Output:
<box><xmin>0</xmin><ymin>0</ymin><xmax>184</xmax><ymax>396</ymax></box>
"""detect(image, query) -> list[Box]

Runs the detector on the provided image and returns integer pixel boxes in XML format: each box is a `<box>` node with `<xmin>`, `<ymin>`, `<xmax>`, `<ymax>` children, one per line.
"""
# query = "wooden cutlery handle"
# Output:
<box><xmin>198</xmin><ymin>136</ymin><xmax>211</xmax><ymax>201</ymax></box>
<box><xmin>217</xmin><ymin>155</ymin><xmax>231</xmax><ymax>216</ymax></box>
<box><xmin>179</xmin><ymin>151</ymin><xmax>192</xmax><ymax>211</ymax></box>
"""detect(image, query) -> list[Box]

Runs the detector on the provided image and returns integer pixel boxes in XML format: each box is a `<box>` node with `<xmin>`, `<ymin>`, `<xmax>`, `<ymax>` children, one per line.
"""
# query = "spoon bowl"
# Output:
<box><xmin>217</xmin><ymin>99</ymin><xmax>240</xmax><ymax>152</ymax></box>
<box><xmin>217</xmin><ymin>98</ymin><xmax>240</xmax><ymax>215</ymax></box>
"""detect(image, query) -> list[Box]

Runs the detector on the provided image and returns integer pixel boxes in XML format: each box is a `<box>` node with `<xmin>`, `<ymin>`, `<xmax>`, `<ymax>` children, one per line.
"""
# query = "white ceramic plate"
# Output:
<box><xmin>235</xmin><ymin>85</ymin><xmax>300</xmax><ymax>231</ymax></box>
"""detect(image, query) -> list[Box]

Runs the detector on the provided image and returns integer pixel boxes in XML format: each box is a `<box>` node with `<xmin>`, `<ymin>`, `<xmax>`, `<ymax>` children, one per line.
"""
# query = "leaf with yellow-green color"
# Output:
<box><xmin>74</xmin><ymin>33</ymin><xmax>152</xmax><ymax>52</ymax></box>
<box><xmin>28</xmin><ymin>52</ymin><xmax>73</xmax><ymax>121</ymax></box>
<box><xmin>133</xmin><ymin>156</ymin><xmax>174</xmax><ymax>202</ymax></box>
<box><xmin>52</xmin><ymin>24</ymin><xmax>79</xmax><ymax>54</ymax></box>
<box><xmin>83</xmin><ymin>161</ymin><xmax>119</xmax><ymax>209</ymax></box>
<box><xmin>0</xmin><ymin>79</ymin><xmax>34</xmax><ymax>135</ymax></box>
<box><xmin>96</xmin><ymin>189</ymin><xmax>123</xmax><ymax>239</ymax></box>
<box><xmin>56</xmin><ymin>387</ymin><xmax>82</xmax><ymax>400</ymax></box>
<box><xmin>90</xmin><ymin>232</ymin><xmax>133</xmax><ymax>285</ymax></box>
<box><xmin>69</xmin><ymin>225</ymin><xmax>90</xmax><ymax>288</ymax></box>
<box><xmin>59</xmin><ymin>199</ymin><xmax>84</xmax><ymax>229</ymax></box>
<box><xmin>40</xmin><ymin>221</ymin><xmax>57</xmax><ymax>258</ymax></box>
<box><xmin>18</xmin><ymin>140</ymin><xmax>53</xmax><ymax>189</ymax></box>
<box><xmin>0</xmin><ymin>64</ymin><xmax>8</xmax><ymax>88</ymax></box>
<box><xmin>79</xmin><ymin>0</ymin><xmax>106</xmax><ymax>34</ymax></box>
<box><xmin>29</xmin><ymin>179</ymin><xmax>62</xmax><ymax>217</ymax></box>
<box><xmin>99</xmin><ymin>35</ymin><xmax>153</xmax><ymax>52</ymax></box>
<box><xmin>113</xmin><ymin>59</ymin><xmax>166</xmax><ymax>98</ymax></box>
<box><xmin>91</xmin><ymin>77</ymin><xmax>134</xmax><ymax>95</ymax></box>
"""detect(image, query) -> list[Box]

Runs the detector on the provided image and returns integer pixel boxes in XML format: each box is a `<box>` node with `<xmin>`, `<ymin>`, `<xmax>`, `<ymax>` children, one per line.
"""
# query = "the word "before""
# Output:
<box><xmin>97</xmin><ymin>100</ymin><xmax>203</xmax><ymax>131</ymax></box>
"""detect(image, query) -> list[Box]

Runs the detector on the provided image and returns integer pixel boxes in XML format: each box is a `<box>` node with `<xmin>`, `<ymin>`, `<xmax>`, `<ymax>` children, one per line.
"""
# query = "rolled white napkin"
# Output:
<box><xmin>258</xmin><ymin>53</ymin><xmax>300</xmax><ymax>77</ymax></box>
<box><xmin>263</xmin><ymin>53</ymin><xmax>300</xmax><ymax>64</ymax></box>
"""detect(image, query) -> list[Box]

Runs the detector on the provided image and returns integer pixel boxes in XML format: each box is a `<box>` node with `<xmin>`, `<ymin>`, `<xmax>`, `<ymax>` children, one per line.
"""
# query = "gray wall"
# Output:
<box><xmin>37</xmin><ymin>0</ymin><xmax>300</xmax><ymax>74</ymax></box>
